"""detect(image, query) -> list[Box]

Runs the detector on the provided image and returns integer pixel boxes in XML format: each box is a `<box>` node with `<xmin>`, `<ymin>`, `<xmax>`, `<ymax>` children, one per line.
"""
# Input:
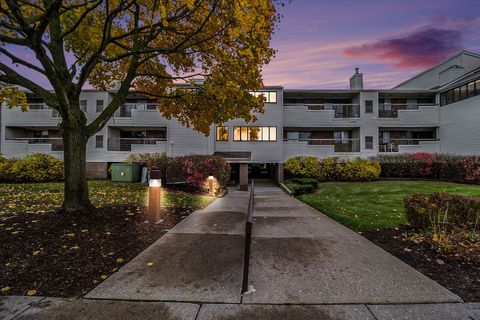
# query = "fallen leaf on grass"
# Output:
<box><xmin>1</xmin><ymin>286</ymin><xmax>11</xmax><ymax>293</ymax></box>
<box><xmin>403</xmin><ymin>248</ymin><xmax>412</xmax><ymax>252</ymax></box>
<box><xmin>100</xmin><ymin>275</ymin><xmax>108</xmax><ymax>280</ymax></box>
<box><xmin>147</xmin><ymin>262</ymin><xmax>154</xmax><ymax>267</ymax></box>
<box><xmin>26</xmin><ymin>290</ymin><xmax>37</xmax><ymax>296</ymax></box>
<box><xmin>66</xmin><ymin>233</ymin><xmax>75</xmax><ymax>237</ymax></box>
<box><xmin>116</xmin><ymin>258</ymin><xmax>124</xmax><ymax>263</ymax></box>
<box><xmin>436</xmin><ymin>259</ymin><xmax>445</xmax><ymax>265</ymax></box>
<box><xmin>71</xmin><ymin>246</ymin><xmax>80</xmax><ymax>250</ymax></box>
<box><xmin>32</xmin><ymin>250</ymin><xmax>41</xmax><ymax>256</ymax></box>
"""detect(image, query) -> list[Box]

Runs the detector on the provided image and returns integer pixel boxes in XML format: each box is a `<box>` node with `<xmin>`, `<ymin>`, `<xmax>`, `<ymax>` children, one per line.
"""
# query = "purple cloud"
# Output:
<box><xmin>342</xmin><ymin>28</ymin><xmax>463</xmax><ymax>69</ymax></box>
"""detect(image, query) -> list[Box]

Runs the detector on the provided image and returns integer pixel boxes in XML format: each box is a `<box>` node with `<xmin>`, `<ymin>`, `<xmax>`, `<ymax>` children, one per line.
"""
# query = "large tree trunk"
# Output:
<box><xmin>60</xmin><ymin>106</ymin><xmax>93</xmax><ymax>213</ymax></box>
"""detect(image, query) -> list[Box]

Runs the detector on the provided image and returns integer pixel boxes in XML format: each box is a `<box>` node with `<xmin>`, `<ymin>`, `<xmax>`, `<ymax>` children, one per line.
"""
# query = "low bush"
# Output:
<box><xmin>285</xmin><ymin>156</ymin><xmax>381</xmax><ymax>182</ymax></box>
<box><xmin>404</xmin><ymin>193</ymin><xmax>480</xmax><ymax>230</ymax></box>
<box><xmin>0</xmin><ymin>155</ymin><xmax>14</xmax><ymax>182</ymax></box>
<box><xmin>375</xmin><ymin>153</ymin><xmax>480</xmax><ymax>183</ymax></box>
<box><xmin>289</xmin><ymin>177</ymin><xmax>319</xmax><ymax>189</ymax></box>
<box><xmin>8</xmin><ymin>154</ymin><xmax>64</xmax><ymax>182</ymax></box>
<box><xmin>286</xmin><ymin>182</ymin><xmax>316</xmax><ymax>195</ymax></box>
<box><xmin>127</xmin><ymin>153</ymin><xmax>230</xmax><ymax>192</ymax></box>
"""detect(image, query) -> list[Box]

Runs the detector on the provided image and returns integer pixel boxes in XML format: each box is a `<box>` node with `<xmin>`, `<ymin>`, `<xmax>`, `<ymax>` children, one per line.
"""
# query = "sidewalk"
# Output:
<box><xmin>2</xmin><ymin>185</ymin><xmax>479</xmax><ymax>319</ymax></box>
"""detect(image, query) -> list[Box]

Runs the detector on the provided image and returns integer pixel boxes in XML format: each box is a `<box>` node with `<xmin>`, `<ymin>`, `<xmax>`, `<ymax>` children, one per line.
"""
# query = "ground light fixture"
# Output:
<box><xmin>148</xmin><ymin>178</ymin><xmax>162</xmax><ymax>223</ymax></box>
<box><xmin>208</xmin><ymin>175</ymin><xmax>215</xmax><ymax>195</ymax></box>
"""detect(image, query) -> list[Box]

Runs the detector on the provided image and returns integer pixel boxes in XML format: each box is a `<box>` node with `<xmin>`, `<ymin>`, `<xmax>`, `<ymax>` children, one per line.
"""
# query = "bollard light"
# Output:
<box><xmin>208</xmin><ymin>175</ymin><xmax>215</xmax><ymax>195</ymax></box>
<box><xmin>148</xmin><ymin>179</ymin><xmax>162</xmax><ymax>223</ymax></box>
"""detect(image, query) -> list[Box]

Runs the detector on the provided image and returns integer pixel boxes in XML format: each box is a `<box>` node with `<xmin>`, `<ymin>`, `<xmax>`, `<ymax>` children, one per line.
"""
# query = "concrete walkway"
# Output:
<box><xmin>3</xmin><ymin>184</ymin><xmax>480</xmax><ymax>319</ymax></box>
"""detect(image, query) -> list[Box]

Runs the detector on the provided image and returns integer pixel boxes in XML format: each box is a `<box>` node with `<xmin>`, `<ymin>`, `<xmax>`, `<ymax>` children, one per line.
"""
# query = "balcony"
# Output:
<box><xmin>2</xmin><ymin>138</ymin><xmax>64</xmax><ymax>158</ymax></box>
<box><xmin>378</xmin><ymin>103</ymin><xmax>439</xmax><ymax>125</ymax></box>
<box><xmin>283</xmin><ymin>138</ymin><xmax>360</xmax><ymax>161</ymax></box>
<box><xmin>107</xmin><ymin>138</ymin><xmax>167</xmax><ymax>152</ymax></box>
<box><xmin>283</xmin><ymin>104</ymin><xmax>360</xmax><ymax>126</ymax></box>
<box><xmin>111</xmin><ymin>103</ymin><xmax>168</xmax><ymax>126</ymax></box>
<box><xmin>379</xmin><ymin>139</ymin><xmax>440</xmax><ymax>153</ymax></box>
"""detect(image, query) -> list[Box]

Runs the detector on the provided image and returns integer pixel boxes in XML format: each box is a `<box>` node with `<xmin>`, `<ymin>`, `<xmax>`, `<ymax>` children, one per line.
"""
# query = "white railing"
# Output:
<box><xmin>285</xmin><ymin>103</ymin><xmax>360</xmax><ymax>118</ymax></box>
<box><xmin>284</xmin><ymin>138</ymin><xmax>360</xmax><ymax>152</ymax></box>
<box><xmin>378</xmin><ymin>103</ymin><xmax>437</xmax><ymax>118</ymax></box>
<box><xmin>115</xmin><ymin>103</ymin><xmax>158</xmax><ymax>117</ymax></box>
<box><xmin>107</xmin><ymin>138</ymin><xmax>166</xmax><ymax>151</ymax></box>
<box><xmin>8</xmin><ymin>138</ymin><xmax>64</xmax><ymax>151</ymax></box>
<box><xmin>379</xmin><ymin>138</ymin><xmax>439</xmax><ymax>153</ymax></box>
<box><xmin>27</xmin><ymin>103</ymin><xmax>61</xmax><ymax>117</ymax></box>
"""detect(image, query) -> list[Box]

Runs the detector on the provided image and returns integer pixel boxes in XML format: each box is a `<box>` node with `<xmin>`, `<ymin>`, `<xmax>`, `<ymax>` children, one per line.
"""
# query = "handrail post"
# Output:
<box><xmin>242</xmin><ymin>179</ymin><xmax>254</xmax><ymax>294</ymax></box>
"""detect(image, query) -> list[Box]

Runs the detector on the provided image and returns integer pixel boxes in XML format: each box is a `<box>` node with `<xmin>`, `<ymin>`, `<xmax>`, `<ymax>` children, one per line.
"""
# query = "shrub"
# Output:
<box><xmin>0</xmin><ymin>155</ymin><xmax>14</xmax><ymax>182</ymax></box>
<box><xmin>285</xmin><ymin>156</ymin><xmax>381</xmax><ymax>182</ymax></box>
<box><xmin>289</xmin><ymin>177</ymin><xmax>319</xmax><ymax>189</ymax></box>
<box><xmin>336</xmin><ymin>158</ymin><xmax>381</xmax><ymax>182</ymax></box>
<box><xmin>126</xmin><ymin>153</ymin><xmax>231</xmax><ymax>192</ymax></box>
<box><xmin>286</xmin><ymin>182</ymin><xmax>316</xmax><ymax>195</ymax></box>
<box><xmin>285</xmin><ymin>156</ymin><xmax>320</xmax><ymax>179</ymax></box>
<box><xmin>404</xmin><ymin>193</ymin><xmax>480</xmax><ymax>230</ymax></box>
<box><xmin>375</xmin><ymin>153</ymin><xmax>480</xmax><ymax>183</ymax></box>
<box><xmin>9</xmin><ymin>154</ymin><xmax>64</xmax><ymax>182</ymax></box>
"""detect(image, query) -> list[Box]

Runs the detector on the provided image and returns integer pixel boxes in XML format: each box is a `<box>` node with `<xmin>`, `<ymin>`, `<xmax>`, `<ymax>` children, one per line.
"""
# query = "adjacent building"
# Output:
<box><xmin>2</xmin><ymin>51</ymin><xmax>480</xmax><ymax>189</ymax></box>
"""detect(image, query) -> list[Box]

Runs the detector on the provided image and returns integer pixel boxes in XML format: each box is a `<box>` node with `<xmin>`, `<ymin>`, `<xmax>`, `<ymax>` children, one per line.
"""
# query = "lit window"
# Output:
<box><xmin>216</xmin><ymin>126</ymin><xmax>229</xmax><ymax>141</ymax></box>
<box><xmin>233</xmin><ymin>126</ymin><xmax>277</xmax><ymax>141</ymax></box>
<box><xmin>249</xmin><ymin>91</ymin><xmax>277</xmax><ymax>103</ymax></box>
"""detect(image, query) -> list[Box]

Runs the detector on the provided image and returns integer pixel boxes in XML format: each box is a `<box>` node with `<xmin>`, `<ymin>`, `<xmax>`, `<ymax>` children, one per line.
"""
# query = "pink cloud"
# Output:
<box><xmin>342</xmin><ymin>28</ymin><xmax>463</xmax><ymax>69</ymax></box>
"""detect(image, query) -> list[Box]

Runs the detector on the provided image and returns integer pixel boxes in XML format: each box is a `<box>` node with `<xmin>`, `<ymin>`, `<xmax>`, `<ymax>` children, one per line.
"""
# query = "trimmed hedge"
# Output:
<box><xmin>285</xmin><ymin>156</ymin><xmax>381</xmax><ymax>182</ymax></box>
<box><xmin>404</xmin><ymin>193</ymin><xmax>480</xmax><ymax>230</ymax></box>
<box><xmin>126</xmin><ymin>153</ymin><xmax>230</xmax><ymax>191</ymax></box>
<box><xmin>286</xmin><ymin>182</ymin><xmax>316</xmax><ymax>195</ymax></box>
<box><xmin>375</xmin><ymin>153</ymin><xmax>480</xmax><ymax>183</ymax></box>
<box><xmin>289</xmin><ymin>177</ymin><xmax>319</xmax><ymax>189</ymax></box>
<box><xmin>0</xmin><ymin>154</ymin><xmax>64</xmax><ymax>183</ymax></box>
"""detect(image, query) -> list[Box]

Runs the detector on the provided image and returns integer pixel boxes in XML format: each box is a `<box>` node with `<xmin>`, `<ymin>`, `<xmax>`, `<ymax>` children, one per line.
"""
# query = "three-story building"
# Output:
<box><xmin>2</xmin><ymin>50</ymin><xmax>480</xmax><ymax>189</ymax></box>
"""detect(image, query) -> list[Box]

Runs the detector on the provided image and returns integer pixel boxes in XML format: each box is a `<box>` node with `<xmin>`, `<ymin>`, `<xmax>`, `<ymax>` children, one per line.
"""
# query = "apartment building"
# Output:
<box><xmin>2</xmin><ymin>50</ymin><xmax>480</xmax><ymax>189</ymax></box>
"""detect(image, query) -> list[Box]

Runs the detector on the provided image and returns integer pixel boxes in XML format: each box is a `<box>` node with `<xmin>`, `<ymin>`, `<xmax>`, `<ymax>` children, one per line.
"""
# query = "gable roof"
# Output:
<box><xmin>392</xmin><ymin>50</ymin><xmax>480</xmax><ymax>89</ymax></box>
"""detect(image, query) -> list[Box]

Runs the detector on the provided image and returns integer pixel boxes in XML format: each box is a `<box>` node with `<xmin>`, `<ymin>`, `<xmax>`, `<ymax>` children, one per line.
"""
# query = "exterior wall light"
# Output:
<box><xmin>148</xmin><ymin>179</ymin><xmax>162</xmax><ymax>223</ymax></box>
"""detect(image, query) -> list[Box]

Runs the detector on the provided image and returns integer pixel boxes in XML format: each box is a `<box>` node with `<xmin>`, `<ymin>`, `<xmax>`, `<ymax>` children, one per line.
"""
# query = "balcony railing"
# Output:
<box><xmin>9</xmin><ymin>138</ymin><xmax>64</xmax><ymax>151</ymax></box>
<box><xmin>378</xmin><ymin>103</ymin><xmax>437</xmax><ymax>118</ymax></box>
<box><xmin>27</xmin><ymin>103</ymin><xmax>61</xmax><ymax>117</ymax></box>
<box><xmin>285</xmin><ymin>138</ymin><xmax>360</xmax><ymax>152</ymax></box>
<box><xmin>115</xmin><ymin>103</ymin><xmax>158</xmax><ymax>118</ymax></box>
<box><xmin>379</xmin><ymin>138</ymin><xmax>438</xmax><ymax>153</ymax></box>
<box><xmin>285</xmin><ymin>103</ymin><xmax>360</xmax><ymax>118</ymax></box>
<box><xmin>107</xmin><ymin>138</ymin><xmax>166</xmax><ymax>151</ymax></box>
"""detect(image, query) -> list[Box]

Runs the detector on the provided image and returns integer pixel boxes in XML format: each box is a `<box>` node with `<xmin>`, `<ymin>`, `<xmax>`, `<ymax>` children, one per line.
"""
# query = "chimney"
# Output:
<box><xmin>349</xmin><ymin>67</ymin><xmax>363</xmax><ymax>90</ymax></box>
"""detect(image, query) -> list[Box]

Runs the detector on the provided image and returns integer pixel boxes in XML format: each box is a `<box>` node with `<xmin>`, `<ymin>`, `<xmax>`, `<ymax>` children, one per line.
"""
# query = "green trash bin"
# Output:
<box><xmin>111</xmin><ymin>163</ymin><xmax>140</xmax><ymax>182</ymax></box>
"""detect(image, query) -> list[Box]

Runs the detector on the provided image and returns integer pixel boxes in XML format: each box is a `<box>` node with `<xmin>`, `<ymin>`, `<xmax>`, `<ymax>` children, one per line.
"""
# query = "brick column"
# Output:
<box><xmin>239</xmin><ymin>163</ymin><xmax>249</xmax><ymax>191</ymax></box>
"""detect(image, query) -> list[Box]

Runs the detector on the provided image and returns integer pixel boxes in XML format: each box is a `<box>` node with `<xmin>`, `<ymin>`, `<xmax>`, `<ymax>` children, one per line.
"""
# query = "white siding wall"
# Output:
<box><xmin>439</xmin><ymin>95</ymin><xmax>480</xmax><ymax>155</ymax></box>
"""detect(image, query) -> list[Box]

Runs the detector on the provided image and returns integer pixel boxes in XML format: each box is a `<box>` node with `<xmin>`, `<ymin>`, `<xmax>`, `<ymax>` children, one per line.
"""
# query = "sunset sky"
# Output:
<box><xmin>263</xmin><ymin>0</ymin><xmax>480</xmax><ymax>89</ymax></box>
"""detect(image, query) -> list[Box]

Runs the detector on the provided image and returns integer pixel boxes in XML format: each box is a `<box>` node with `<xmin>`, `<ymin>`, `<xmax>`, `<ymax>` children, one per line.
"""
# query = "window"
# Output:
<box><xmin>365</xmin><ymin>100</ymin><xmax>373</xmax><ymax>113</ymax></box>
<box><xmin>365</xmin><ymin>136</ymin><xmax>373</xmax><ymax>150</ymax></box>
<box><xmin>216</xmin><ymin>126</ymin><xmax>229</xmax><ymax>141</ymax></box>
<box><xmin>233</xmin><ymin>126</ymin><xmax>277</xmax><ymax>141</ymax></box>
<box><xmin>80</xmin><ymin>100</ymin><xmax>88</xmax><ymax>112</ymax></box>
<box><xmin>468</xmin><ymin>82</ymin><xmax>475</xmax><ymax>98</ymax></box>
<box><xmin>441</xmin><ymin>78</ymin><xmax>480</xmax><ymax>106</ymax></box>
<box><xmin>96</xmin><ymin>100</ymin><xmax>104</xmax><ymax>113</ymax></box>
<box><xmin>95</xmin><ymin>135</ymin><xmax>103</xmax><ymax>148</ymax></box>
<box><xmin>249</xmin><ymin>91</ymin><xmax>277</xmax><ymax>103</ymax></box>
<box><xmin>459</xmin><ymin>85</ymin><xmax>467</xmax><ymax>100</ymax></box>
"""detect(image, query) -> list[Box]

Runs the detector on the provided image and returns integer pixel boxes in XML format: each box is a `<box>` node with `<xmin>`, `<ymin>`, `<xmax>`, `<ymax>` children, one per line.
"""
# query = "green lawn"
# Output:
<box><xmin>297</xmin><ymin>180</ymin><xmax>480</xmax><ymax>232</ymax></box>
<box><xmin>0</xmin><ymin>180</ymin><xmax>213</xmax><ymax>216</ymax></box>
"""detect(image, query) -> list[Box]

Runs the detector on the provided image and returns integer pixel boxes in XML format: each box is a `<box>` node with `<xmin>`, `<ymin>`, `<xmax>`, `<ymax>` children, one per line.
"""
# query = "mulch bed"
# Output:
<box><xmin>0</xmin><ymin>204</ymin><xmax>193</xmax><ymax>298</ymax></box>
<box><xmin>362</xmin><ymin>225</ymin><xmax>480</xmax><ymax>302</ymax></box>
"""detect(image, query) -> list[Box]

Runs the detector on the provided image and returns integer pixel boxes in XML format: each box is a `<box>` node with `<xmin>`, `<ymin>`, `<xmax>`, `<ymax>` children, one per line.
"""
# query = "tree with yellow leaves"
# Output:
<box><xmin>0</xmin><ymin>0</ymin><xmax>280</xmax><ymax>213</ymax></box>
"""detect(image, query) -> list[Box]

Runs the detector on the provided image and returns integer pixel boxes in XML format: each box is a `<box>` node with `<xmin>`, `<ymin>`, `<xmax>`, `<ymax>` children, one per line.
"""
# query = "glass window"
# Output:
<box><xmin>446</xmin><ymin>90</ymin><xmax>453</xmax><ymax>104</ymax></box>
<box><xmin>365</xmin><ymin>100</ymin><xmax>373</xmax><ymax>113</ymax></box>
<box><xmin>241</xmin><ymin>127</ymin><xmax>248</xmax><ymax>141</ymax></box>
<box><xmin>80</xmin><ymin>100</ymin><xmax>88</xmax><ymax>112</ymax></box>
<box><xmin>459</xmin><ymin>85</ymin><xmax>467</xmax><ymax>100</ymax></box>
<box><xmin>299</xmin><ymin>132</ymin><xmax>311</xmax><ymax>141</ymax></box>
<box><xmin>233</xmin><ymin>127</ymin><xmax>241</xmax><ymax>141</ymax></box>
<box><xmin>453</xmin><ymin>88</ymin><xmax>460</xmax><ymax>102</ymax></box>
<box><xmin>95</xmin><ymin>135</ymin><xmax>103</xmax><ymax>148</ymax></box>
<box><xmin>468</xmin><ymin>82</ymin><xmax>475</xmax><ymax>97</ymax></box>
<box><xmin>440</xmin><ymin>93</ymin><xmax>447</xmax><ymax>106</ymax></box>
<box><xmin>261</xmin><ymin>127</ymin><xmax>270</xmax><ymax>140</ymax></box>
<box><xmin>476</xmin><ymin>80</ymin><xmax>480</xmax><ymax>95</ymax></box>
<box><xmin>96</xmin><ymin>100</ymin><xmax>104</xmax><ymax>113</ymax></box>
<box><xmin>269</xmin><ymin>127</ymin><xmax>277</xmax><ymax>141</ymax></box>
<box><xmin>366</xmin><ymin>136</ymin><xmax>374</xmax><ymax>149</ymax></box>
<box><xmin>249</xmin><ymin>127</ymin><xmax>260</xmax><ymax>141</ymax></box>
<box><xmin>249</xmin><ymin>91</ymin><xmax>277</xmax><ymax>103</ymax></box>
<box><xmin>286</xmin><ymin>131</ymin><xmax>299</xmax><ymax>140</ymax></box>
<box><xmin>216</xmin><ymin>126</ymin><xmax>228</xmax><ymax>141</ymax></box>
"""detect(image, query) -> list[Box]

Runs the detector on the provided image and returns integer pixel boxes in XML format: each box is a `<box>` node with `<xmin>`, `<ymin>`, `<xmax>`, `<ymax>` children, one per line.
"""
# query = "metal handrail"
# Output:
<box><xmin>242</xmin><ymin>180</ymin><xmax>254</xmax><ymax>294</ymax></box>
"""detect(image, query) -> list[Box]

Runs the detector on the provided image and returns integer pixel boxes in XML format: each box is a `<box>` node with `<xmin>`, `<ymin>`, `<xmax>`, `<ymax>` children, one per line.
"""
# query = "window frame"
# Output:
<box><xmin>365</xmin><ymin>136</ymin><xmax>373</xmax><ymax>150</ymax></box>
<box><xmin>233</xmin><ymin>126</ymin><xmax>277</xmax><ymax>142</ymax></box>
<box><xmin>365</xmin><ymin>100</ymin><xmax>373</xmax><ymax>113</ymax></box>
<box><xmin>95</xmin><ymin>135</ymin><xmax>104</xmax><ymax>148</ymax></box>
<box><xmin>96</xmin><ymin>100</ymin><xmax>104</xmax><ymax>113</ymax></box>
<box><xmin>215</xmin><ymin>126</ymin><xmax>229</xmax><ymax>141</ymax></box>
